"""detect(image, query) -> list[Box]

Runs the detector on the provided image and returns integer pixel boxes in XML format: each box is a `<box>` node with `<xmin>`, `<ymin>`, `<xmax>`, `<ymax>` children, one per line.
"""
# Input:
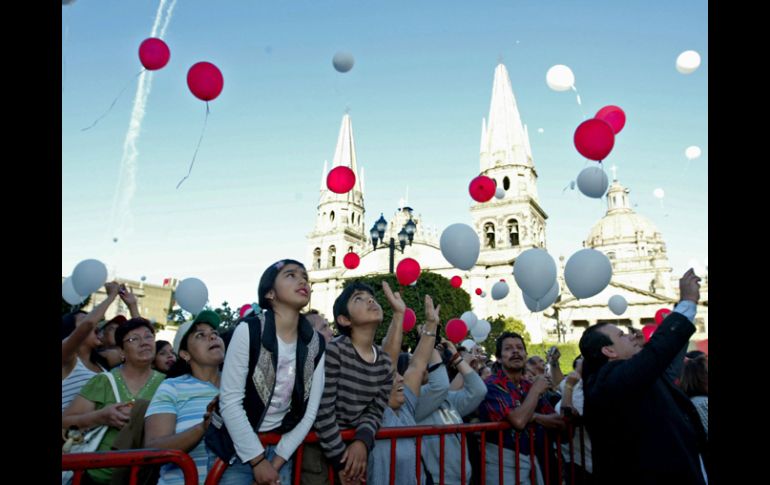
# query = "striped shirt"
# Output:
<box><xmin>146</xmin><ymin>374</ymin><xmax>220</xmax><ymax>485</ymax></box>
<box><xmin>314</xmin><ymin>335</ymin><xmax>393</xmax><ymax>470</ymax></box>
<box><xmin>62</xmin><ymin>357</ymin><xmax>98</xmax><ymax>413</ymax></box>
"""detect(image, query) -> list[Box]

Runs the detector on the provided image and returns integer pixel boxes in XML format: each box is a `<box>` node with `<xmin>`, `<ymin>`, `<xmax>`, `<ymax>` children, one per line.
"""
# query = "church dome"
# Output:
<box><xmin>585</xmin><ymin>180</ymin><xmax>662</xmax><ymax>247</ymax></box>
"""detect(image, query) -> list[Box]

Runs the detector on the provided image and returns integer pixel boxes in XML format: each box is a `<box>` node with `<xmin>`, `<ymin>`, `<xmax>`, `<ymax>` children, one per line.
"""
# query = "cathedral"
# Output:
<box><xmin>305</xmin><ymin>63</ymin><xmax>708</xmax><ymax>344</ymax></box>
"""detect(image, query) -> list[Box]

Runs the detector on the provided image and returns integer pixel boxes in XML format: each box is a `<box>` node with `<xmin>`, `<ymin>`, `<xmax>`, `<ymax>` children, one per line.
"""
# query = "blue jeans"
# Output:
<box><xmin>212</xmin><ymin>445</ymin><xmax>293</xmax><ymax>485</ymax></box>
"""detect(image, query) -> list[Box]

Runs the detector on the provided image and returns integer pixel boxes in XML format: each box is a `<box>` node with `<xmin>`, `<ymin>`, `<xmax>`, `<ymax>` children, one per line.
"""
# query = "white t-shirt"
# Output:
<box><xmin>260</xmin><ymin>336</ymin><xmax>297</xmax><ymax>431</ymax></box>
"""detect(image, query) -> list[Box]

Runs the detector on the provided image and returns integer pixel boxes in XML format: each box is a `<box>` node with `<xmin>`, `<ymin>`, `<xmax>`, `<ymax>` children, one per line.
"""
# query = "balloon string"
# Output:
<box><xmin>176</xmin><ymin>103</ymin><xmax>210</xmax><ymax>189</ymax></box>
<box><xmin>82</xmin><ymin>70</ymin><xmax>145</xmax><ymax>131</ymax></box>
<box><xmin>572</xmin><ymin>85</ymin><xmax>587</xmax><ymax>120</ymax></box>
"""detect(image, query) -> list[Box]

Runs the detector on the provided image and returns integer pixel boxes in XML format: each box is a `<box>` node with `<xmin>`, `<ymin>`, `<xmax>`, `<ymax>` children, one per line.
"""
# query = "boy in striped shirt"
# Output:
<box><xmin>310</xmin><ymin>281</ymin><xmax>402</xmax><ymax>485</ymax></box>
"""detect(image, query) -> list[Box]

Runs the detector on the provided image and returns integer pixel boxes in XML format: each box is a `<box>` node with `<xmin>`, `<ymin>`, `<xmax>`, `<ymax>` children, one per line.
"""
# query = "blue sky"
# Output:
<box><xmin>62</xmin><ymin>0</ymin><xmax>707</xmax><ymax>309</ymax></box>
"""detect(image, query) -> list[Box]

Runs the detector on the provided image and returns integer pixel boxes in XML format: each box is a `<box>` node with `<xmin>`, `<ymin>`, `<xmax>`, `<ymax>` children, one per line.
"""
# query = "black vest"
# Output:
<box><xmin>241</xmin><ymin>310</ymin><xmax>326</xmax><ymax>434</ymax></box>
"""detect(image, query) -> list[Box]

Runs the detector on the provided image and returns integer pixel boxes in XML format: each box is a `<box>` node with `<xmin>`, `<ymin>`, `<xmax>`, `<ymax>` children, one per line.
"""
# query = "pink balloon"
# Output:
<box><xmin>574</xmin><ymin>118</ymin><xmax>615</xmax><ymax>161</ymax></box>
<box><xmin>450</xmin><ymin>276</ymin><xmax>462</xmax><ymax>288</ymax></box>
<box><xmin>239</xmin><ymin>304</ymin><xmax>253</xmax><ymax>318</ymax></box>
<box><xmin>654</xmin><ymin>308</ymin><xmax>672</xmax><ymax>325</ymax></box>
<box><xmin>343</xmin><ymin>252</ymin><xmax>360</xmax><ymax>270</ymax></box>
<box><xmin>326</xmin><ymin>166</ymin><xmax>356</xmax><ymax>194</ymax></box>
<box><xmin>403</xmin><ymin>308</ymin><xmax>416</xmax><ymax>332</ymax></box>
<box><xmin>139</xmin><ymin>38</ymin><xmax>170</xmax><ymax>71</ymax></box>
<box><xmin>469</xmin><ymin>175</ymin><xmax>496</xmax><ymax>202</ymax></box>
<box><xmin>595</xmin><ymin>105</ymin><xmax>626</xmax><ymax>134</ymax></box>
<box><xmin>187</xmin><ymin>62</ymin><xmax>224</xmax><ymax>101</ymax></box>
<box><xmin>446</xmin><ymin>318</ymin><xmax>468</xmax><ymax>344</ymax></box>
<box><xmin>642</xmin><ymin>324</ymin><xmax>657</xmax><ymax>343</ymax></box>
<box><xmin>396</xmin><ymin>258</ymin><xmax>421</xmax><ymax>286</ymax></box>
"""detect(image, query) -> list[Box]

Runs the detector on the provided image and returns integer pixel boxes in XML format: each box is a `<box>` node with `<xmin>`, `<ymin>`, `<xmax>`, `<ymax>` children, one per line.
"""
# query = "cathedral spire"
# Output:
<box><xmin>331</xmin><ymin>113</ymin><xmax>362</xmax><ymax>193</ymax></box>
<box><xmin>480</xmin><ymin>63</ymin><xmax>530</xmax><ymax>171</ymax></box>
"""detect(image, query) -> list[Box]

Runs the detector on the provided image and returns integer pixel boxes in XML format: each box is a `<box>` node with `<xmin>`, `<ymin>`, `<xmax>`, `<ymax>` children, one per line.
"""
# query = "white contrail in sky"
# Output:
<box><xmin>107</xmin><ymin>0</ymin><xmax>177</xmax><ymax>251</ymax></box>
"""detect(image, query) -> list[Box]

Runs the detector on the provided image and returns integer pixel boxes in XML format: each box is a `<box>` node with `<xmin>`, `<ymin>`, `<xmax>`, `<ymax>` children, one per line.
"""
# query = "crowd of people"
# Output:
<box><xmin>62</xmin><ymin>263</ymin><xmax>708</xmax><ymax>485</ymax></box>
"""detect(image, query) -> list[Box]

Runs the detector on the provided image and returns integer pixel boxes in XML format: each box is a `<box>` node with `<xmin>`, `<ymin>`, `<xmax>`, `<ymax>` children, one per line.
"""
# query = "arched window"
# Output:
<box><xmin>484</xmin><ymin>222</ymin><xmax>496</xmax><ymax>249</ymax></box>
<box><xmin>330</xmin><ymin>211</ymin><xmax>335</xmax><ymax>223</ymax></box>
<box><xmin>507</xmin><ymin>219</ymin><xmax>519</xmax><ymax>247</ymax></box>
<box><xmin>328</xmin><ymin>246</ymin><xmax>337</xmax><ymax>267</ymax></box>
<box><xmin>503</xmin><ymin>176</ymin><xmax>510</xmax><ymax>190</ymax></box>
<box><xmin>313</xmin><ymin>248</ymin><xmax>321</xmax><ymax>270</ymax></box>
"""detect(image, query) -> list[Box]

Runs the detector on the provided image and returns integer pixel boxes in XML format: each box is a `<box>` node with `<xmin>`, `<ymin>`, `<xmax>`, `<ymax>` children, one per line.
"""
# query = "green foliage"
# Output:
<box><xmin>477</xmin><ymin>314</ymin><xmax>580</xmax><ymax>373</ymax></box>
<box><xmin>167</xmin><ymin>307</ymin><xmax>191</xmax><ymax>325</ymax></box>
<box><xmin>341</xmin><ymin>271</ymin><xmax>472</xmax><ymax>350</ymax></box>
<box><xmin>479</xmin><ymin>314</ymin><xmax>530</xmax><ymax>356</ymax></box>
<box><xmin>213</xmin><ymin>301</ymin><xmax>238</xmax><ymax>332</ymax></box>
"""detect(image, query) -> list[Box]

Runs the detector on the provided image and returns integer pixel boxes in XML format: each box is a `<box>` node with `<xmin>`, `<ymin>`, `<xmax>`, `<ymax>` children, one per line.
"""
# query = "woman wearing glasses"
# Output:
<box><xmin>62</xmin><ymin>317</ymin><xmax>165</xmax><ymax>484</ymax></box>
<box><xmin>143</xmin><ymin>310</ymin><xmax>225</xmax><ymax>485</ymax></box>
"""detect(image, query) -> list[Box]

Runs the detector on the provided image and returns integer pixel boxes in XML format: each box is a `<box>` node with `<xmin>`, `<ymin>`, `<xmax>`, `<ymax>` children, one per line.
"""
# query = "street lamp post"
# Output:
<box><xmin>370</xmin><ymin>211</ymin><xmax>417</xmax><ymax>273</ymax></box>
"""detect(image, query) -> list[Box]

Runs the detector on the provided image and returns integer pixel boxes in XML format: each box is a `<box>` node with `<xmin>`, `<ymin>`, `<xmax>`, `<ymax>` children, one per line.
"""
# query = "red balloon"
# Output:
<box><xmin>642</xmin><ymin>324</ymin><xmax>657</xmax><ymax>343</ymax></box>
<box><xmin>469</xmin><ymin>175</ymin><xmax>496</xmax><ymax>202</ymax></box>
<box><xmin>396</xmin><ymin>258</ymin><xmax>421</xmax><ymax>286</ymax></box>
<box><xmin>343</xmin><ymin>252</ymin><xmax>360</xmax><ymax>270</ymax></box>
<box><xmin>574</xmin><ymin>118</ymin><xmax>615</xmax><ymax>161</ymax></box>
<box><xmin>654</xmin><ymin>308</ymin><xmax>672</xmax><ymax>325</ymax></box>
<box><xmin>139</xmin><ymin>38</ymin><xmax>170</xmax><ymax>71</ymax></box>
<box><xmin>475</xmin><ymin>288</ymin><xmax>482</xmax><ymax>296</ymax></box>
<box><xmin>239</xmin><ymin>303</ymin><xmax>253</xmax><ymax>318</ymax></box>
<box><xmin>326</xmin><ymin>166</ymin><xmax>356</xmax><ymax>194</ymax></box>
<box><xmin>403</xmin><ymin>308</ymin><xmax>417</xmax><ymax>332</ymax></box>
<box><xmin>187</xmin><ymin>62</ymin><xmax>224</xmax><ymax>101</ymax></box>
<box><xmin>446</xmin><ymin>318</ymin><xmax>468</xmax><ymax>344</ymax></box>
<box><xmin>595</xmin><ymin>105</ymin><xmax>626</xmax><ymax>134</ymax></box>
<box><xmin>450</xmin><ymin>276</ymin><xmax>462</xmax><ymax>288</ymax></box>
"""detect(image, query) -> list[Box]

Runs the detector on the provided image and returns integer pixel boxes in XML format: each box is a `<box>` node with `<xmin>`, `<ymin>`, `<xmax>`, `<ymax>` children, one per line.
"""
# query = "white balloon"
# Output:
<box><xmin>471</xmin><ymin>319</ymin><xmax>491</xmax><ymax>341</ymax></box>
<box><xmin>537</xmin><ymin>128</ymin><xmax>544</xmax><ymax>134</ymax></box>
<box><xmin>577</xmin><ymin>166</ymin><xmax>609</xmax><ymax>199</ymax></box>
<box><xmin>676</xmin><ymin>50</ymin><xmax>701</xmax><ymax>74</ymax></box>
<box><xmin>332</xmin><ymin>52</ymin><xmax>355</xmax><ymax>73</ymax></box>
<box><xmin>481</xmin><ymin>291</ymin><xmax>487</xmax><ymax>298</ymax></box>
<box><xmin>546</xmin><ymin>64</ymin><xmax>575</xmax><ymax>91</ymax></box>
<box><xmin>653</xmin><ymin>188</ymin><xmax>665</xmax><ymax>199</ymax></box>
<box><xmin>440</xmin><ymin>223</ymin><xmax>481</xmax><ymax>270</ymax></box>
<box><xmin>513</xmin><ymin>248</ymin><xmax>557</xmax><ymax>301</ymax></box>
<box><xmin>685</xmin><ymin>146</ymin><xmax>702</xmax><ymax>160</ymax></box>
<box><xmin>608</xmin><ymin>295</ymin><xmax>628</xmax><ymax>315</ymax></box>
<box><xmin>62</xmin><ymin>277</ymin><xmax>85</xmax><ymax>305</ymax></box>
<box><xmin>175</xmin><ymin>277</ymin><xmax>209</xmax><ymax>314</ymax></box>
<box><xmin>523</xmin><ymin>280</ymin><xmax>559</xmax><ymax>312</ymax></box>
<box><xmin>72</xmin><ymin>259</ymin><xmax>108</xmax><ymax>297</ymax></box>
<box><xmin>564</xmin><ymin>249</ymin><xmax>613</xmax><ymax>299</ymax></box>
<box><xmin>461</xmin><ymin>338</ymin><xmax>477</xmax><ymax>350</ymax></box>
<box><xmin>460</xmin><ymin>311</ymin><xmax>479</xmax><ymax>332</ymax></box>
<box><xmin>495</xmin><ymin>187</ymin><xmax>505</xmax><ymax>199</ymax></box>
<box><xmin>491</xmin><ymin>281</ymin><xmax>510</xmax><ymax>301</ymax></box>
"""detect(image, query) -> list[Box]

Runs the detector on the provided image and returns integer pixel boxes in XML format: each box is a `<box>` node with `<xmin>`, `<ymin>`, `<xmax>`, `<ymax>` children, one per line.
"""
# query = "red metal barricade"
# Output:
<box><xmin>64</xmin><ymin>421</ymin><xmax>590</xmax><ymax>485</ymax></box>
<box><xmin>62</xmin><ymin>449</ymin><xmax>198</xmax><ymax>485</ymax></box>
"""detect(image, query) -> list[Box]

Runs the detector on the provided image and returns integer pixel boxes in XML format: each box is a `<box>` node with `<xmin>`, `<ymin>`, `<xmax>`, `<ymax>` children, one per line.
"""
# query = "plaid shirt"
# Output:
<box><xmin>478</xmin><ymin>369</ymin><xmax>555</xmax><ymax>452</ymax></box>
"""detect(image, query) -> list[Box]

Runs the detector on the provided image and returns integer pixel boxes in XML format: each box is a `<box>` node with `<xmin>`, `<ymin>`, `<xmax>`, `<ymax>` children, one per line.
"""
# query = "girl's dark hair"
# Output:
<box><xmin>165</xmin><ymin>358</ymin><xmax>191</xmax><ymax>378</ymax></box>
<box><xmin>680</xmin><ymin>355</ymin><xmax>708</xmax><ymax>397</ymax></box>
<box><xmin>258</xmin><ymin>259</ymin><xmax>306</xmax><ymax>310</ymax></box>
<box><xmin>61</xmin><ymin>311</ymin><xmax>87</xmax><ymax>340</ymax></box>
<box><xmin>156</xmin><ymin>340</ymin><xmax>172</xmax><ymax>354</ymax></box>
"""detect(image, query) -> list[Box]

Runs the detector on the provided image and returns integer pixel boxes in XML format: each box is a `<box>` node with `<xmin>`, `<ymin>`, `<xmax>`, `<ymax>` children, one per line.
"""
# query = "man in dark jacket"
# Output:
<box><xmin>579</xmin><ymin>269</ymin><xmax>708</xmax><ymax>485</ymax></box>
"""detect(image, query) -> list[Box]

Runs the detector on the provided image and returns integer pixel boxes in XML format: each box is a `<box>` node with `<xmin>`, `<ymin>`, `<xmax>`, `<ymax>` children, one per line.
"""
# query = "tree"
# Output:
<box><xmin>213</xmin><ymin>301</ymin><xmax>238</xmax><ymax>332</ymax></box>
<box><xmin>167</xmin><ymin>307</ymin><xmax>191</xmax><ymax>326</ymax></box>
<box><xmin>340</xmin><ymin>271</ymin><xmax>472</xmax><ymax>351</ymax></box>
<box><xmin>479</xmin><ymin>314</ymin><xmax>530</xmax><ymax>356</ymax></box>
